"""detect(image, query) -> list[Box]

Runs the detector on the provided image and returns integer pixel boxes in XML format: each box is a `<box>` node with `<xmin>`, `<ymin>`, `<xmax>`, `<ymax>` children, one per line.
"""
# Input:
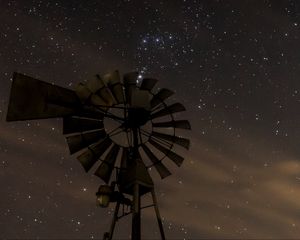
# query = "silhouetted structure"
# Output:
<box><xmin>6</xmin><ymin>71</ymin><xmax>190</xmax><ymax>240</ymax></box>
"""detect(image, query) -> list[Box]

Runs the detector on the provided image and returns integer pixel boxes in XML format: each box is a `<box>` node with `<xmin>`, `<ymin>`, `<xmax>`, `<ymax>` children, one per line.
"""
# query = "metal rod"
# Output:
<box><xmin>117</xmin><ymin>209</ymin><xmax>132</xmax><ymax>220</ymax></box>
<box><xmin>132</xmin><ymin>183</ymin><xmax>141</xmax><ymax>240</ymax></box>
<box><xmin>140</xmin><ymin>204</ymin><xmax>155</xmax><ymax>210</ymax></box>
<box><xmin>151</xmin><ymin>189</ymin><xmax>166</xmax><ymax>240</ymax></box>
<box><xmin>131</xmin><ymin>126</ymin><xmax>141</xmax><ymax>240</ymax></box>
<box><xmin>103</xmin><ymin>201</ymin><xmax>121</xmax><ymax>240</ymax></box>
<box><xmin>140</xmin><ymin>129</ymin><xmax>172</xmax><ymax>148</ymax></box>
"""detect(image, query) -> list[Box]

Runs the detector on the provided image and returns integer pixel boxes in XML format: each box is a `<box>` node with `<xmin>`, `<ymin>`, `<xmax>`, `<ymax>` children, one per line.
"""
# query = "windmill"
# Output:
<box><xmin>6</xmin><ymin>71</ymin><xmax>191</xmax><ymax>240</ymax></box>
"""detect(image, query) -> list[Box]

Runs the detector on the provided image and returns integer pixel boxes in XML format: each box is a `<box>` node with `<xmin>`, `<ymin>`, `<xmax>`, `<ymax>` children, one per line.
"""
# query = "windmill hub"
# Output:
<box><xmin>125</xmin><ymin>107</ymin><xmax>150</xmax><ymax>128</ymax></box>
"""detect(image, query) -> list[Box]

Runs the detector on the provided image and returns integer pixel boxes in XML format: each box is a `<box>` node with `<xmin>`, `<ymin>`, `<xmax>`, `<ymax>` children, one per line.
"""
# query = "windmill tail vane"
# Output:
<box><xmin>6</xmin><ymin>70</ymin><xmax>191</xmax><ymax>240</ymax></box>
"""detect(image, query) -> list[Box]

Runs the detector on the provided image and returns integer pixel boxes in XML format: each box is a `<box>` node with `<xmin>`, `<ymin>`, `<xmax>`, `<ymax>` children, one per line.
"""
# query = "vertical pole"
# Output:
<box><xmin>131</xmin><ymin>127</ymin><xmax>141</xmax><ymax>240</ymax></box>
<box><xmin>151</xmin><ymin>189</ymin><xmax>166</xmax><ymax>240</ymax></box>
<box><xmin>103</xmin><ymin>201</ymin><xmax>120</xmax><ymax>240</ymax></box>
<box><xmin>132</xmin><ymin>183</ymin><xmax>141</xmax><ymax>240</ymax></box>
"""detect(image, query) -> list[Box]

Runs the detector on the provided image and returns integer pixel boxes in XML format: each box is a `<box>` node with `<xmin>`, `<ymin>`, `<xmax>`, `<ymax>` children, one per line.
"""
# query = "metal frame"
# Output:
<box><xmin>103</xmin><ymin>188</ymin><xmax>165</xmax><ymax>240</ymax></box>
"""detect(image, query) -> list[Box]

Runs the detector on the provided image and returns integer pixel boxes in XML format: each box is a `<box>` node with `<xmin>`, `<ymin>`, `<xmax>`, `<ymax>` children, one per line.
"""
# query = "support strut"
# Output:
<box><xmin>151</xmin><ymin>189</ymin><xmax>166</xmax><ymax>240</ymax></box>
<box><xmin>132</xmin><ymin>183</ymin><xmax>141</xmax><ymax>240</ymax></box>
<box><xmin>103</xmin><ymin>201</ymin><xmax>121</xmax><ymax>240</ymax></box>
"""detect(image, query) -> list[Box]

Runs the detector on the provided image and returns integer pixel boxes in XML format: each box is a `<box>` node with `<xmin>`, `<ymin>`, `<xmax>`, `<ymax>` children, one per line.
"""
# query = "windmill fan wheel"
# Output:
<box><xmin>63</xmin><ymin>70</ymin><xmax>191</xmax><ymax>184</ymax></box>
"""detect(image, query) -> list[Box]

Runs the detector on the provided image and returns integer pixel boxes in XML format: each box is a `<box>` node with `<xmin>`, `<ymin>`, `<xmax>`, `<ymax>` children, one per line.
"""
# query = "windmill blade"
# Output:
<box><xmin>63</xmin><ymin>116</ymin><xmax>104</xmax><ymax>134</ymax></box>
<box><xmin>150</xmin><ymin>88</ymin><xmax>174</xmax><ymax>109</ymax></box>
<box><xmin>94</xmin><ymin>144</ymin><xmax>120</xmax><ymax>183</ymax></box>
<box><xmin>91</xmin><ymin>75</ymin><xmax>115</xmax><ymax>106</ymax></box>
<box><xmin>6</xmin><ymin>72</ymin><xmax>80</xmax><ymax>121</ymax></box>
<box><xmin>75</xmin><ymin>105</ymin><xmax>105</xmax><ymax>119</ymax></box>
<box><xmin>89</xmin><ymin>94</ymin><xmax>110</xmax><ymax>111</ymax></box>
<box><xmin>66</xmin><ymin>129</ymin><xmax>106</xmax><ymax>154</ymax></box>
<box><xmin>75</xmin><ymin>83</ymin><xmax>92</xmax><ymax>103</ymax></box>
<box><xmin>150</xmin><ymin>103</ymin><xmax>186</xmax><ymax>119</ymax></box>
<box><xmin>141</xmin><ymin>144</ymin><xmax>171</xmax><ymax>179</ymax></box>
<box><xmin>140</xmin><ymin>78</ymin><xmax>158</xmax><ymax>91</ymax></box>
<box><xmin>76</xmin><ymin>137</ymin><xmax>112</xmax><ymax>172</ymax></box>
<box><xmin>75</xmin><ymin>83</ymin><xmax>110</xmax><ymax>111</ymax></box>
<box><xmin>151</xmin><ymin>131</ymin><xmax>190</xmax><ymax>149</ymax></box>
<box><xmin>103</xmin><ymin>70</ymin><xmax>124</xmax><ymax>104</ymax></box>
<box><xmin>86</xmin><ymin>76</ymin><xmax>105</xmax><ymax>93</ymax></box>
<box><xmin>149</xmin><ymin>139</ymin><xmax>184</xmax><ymax>167</ymax></box>
<box><xmin>123</xmin><ymin>72</ymin><xmax>138</xmax><ymax>104</ymax></box>
<box><xmin>152</xmin><ymin>120</ymin><xmax>191</xmax><ymax>130</ymax></box>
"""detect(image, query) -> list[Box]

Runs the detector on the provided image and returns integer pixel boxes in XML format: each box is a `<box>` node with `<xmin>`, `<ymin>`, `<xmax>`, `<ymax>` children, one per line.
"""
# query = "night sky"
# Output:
<box><xmin>1</xmin><ymin>0</ymin><xmax>300</xmax><ymax>239</ymax></box>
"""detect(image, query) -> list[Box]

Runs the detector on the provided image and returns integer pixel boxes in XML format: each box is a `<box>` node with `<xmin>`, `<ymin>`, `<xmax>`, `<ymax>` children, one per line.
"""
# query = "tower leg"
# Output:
<box><xmin>132</xmin><ymin>183</ymin><xmax>141</xmax><ymax>240</ymax></box>
<box><xmin>103</xmin><ymin>201</ymin><xmax>121</xmax><ymax>240</ymax></box>
<box><xmin>151</xmin><ymin>189</ymin><xmax>166</xmax><ymax>240</ymax></box>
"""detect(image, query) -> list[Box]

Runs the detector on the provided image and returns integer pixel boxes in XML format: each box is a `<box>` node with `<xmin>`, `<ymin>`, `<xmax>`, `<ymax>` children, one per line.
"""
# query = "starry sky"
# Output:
<box><xmin>1</xmin><ymin>0</ymin><xmax>300</xmax><ymax>239</ymax></box>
